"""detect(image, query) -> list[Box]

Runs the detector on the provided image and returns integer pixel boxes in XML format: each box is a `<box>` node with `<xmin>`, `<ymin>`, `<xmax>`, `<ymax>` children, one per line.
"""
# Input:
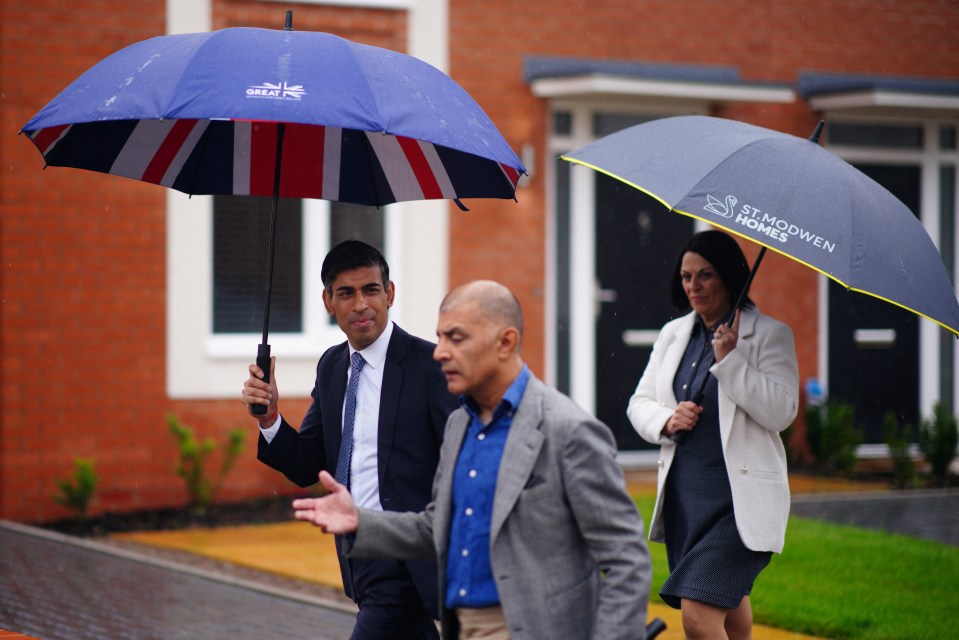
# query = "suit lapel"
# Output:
<box><xmin>435</xmin><ymin>409</ymin><xmax>470</xmax><ymax>561</ymax></box>
<box><xmin>718</xmin><ymin>307</ymin><xmax>758</xmax><ymax>448</ymax></box>
<box><xmin>377</xmin><ymin>326</ymin><xmax>408</xmax><ymax>485</ymax></box>
<box><xmin>322</xmin><ymin>345</ymin><xmax>350</xmax><ymax>469</ymax></box>
<box><xmin>490</xmin><ymin>377</ymin><xmax>545</xmax><ymax>542</ymax></box>
<box><xmin>657</xmin><ymin>312</ymin><xmax>696</xmax><ymax>406</ymax></box>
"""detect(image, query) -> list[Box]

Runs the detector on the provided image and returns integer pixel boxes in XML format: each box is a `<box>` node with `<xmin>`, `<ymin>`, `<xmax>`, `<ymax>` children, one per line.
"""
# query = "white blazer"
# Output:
<box><xmin>627</xmin><ymin>307</ymin><xmax>799</xmax><ymax>553</ymax></box>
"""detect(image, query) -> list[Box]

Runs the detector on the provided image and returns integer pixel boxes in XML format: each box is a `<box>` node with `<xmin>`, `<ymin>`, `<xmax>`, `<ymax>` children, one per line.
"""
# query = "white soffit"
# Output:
<box><xmin>810</xmin><ymin>89</ymin><xmax>959</xmax><ymax>113</ymax></box>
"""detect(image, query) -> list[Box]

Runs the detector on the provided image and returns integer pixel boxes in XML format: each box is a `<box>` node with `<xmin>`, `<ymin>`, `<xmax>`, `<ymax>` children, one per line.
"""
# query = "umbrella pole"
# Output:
<box><xmin>252</xmin><ymin>122</ymin><xmax>286</xmax><ymax>415</ymax></box>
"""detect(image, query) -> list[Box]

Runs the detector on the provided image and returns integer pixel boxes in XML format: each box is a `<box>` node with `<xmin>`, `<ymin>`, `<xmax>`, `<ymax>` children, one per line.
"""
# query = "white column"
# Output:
<box><xmin>391</xmin><ymin>0</ymin><xmax>450</xmax><ymax>341</ymax></box>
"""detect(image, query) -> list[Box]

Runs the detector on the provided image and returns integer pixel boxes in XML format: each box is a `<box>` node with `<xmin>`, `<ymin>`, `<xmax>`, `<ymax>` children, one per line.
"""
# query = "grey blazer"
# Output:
<box><xmin>627</xmin><ymin>307</ymin><xmax>799</xmax><ymax>553</ymax></box>
<box><xmin>348</xmin><ymin>374</ymin><xmax>652</xmax><ymax>640</ymax></box>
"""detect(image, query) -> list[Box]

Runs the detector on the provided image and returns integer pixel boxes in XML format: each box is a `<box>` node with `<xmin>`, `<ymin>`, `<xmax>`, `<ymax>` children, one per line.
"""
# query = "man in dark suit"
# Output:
<box><xmin>241</xmin><ymin>240</ymin><xmax>457</xmax><ymax>640</ymax></box>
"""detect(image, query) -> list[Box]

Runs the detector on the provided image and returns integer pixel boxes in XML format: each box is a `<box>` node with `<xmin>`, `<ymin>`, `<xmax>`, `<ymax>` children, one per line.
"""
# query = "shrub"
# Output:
<box><xmin>168</xmin><ymin>414</ymin><xmax>246</xmax><ymax>512</ymax></box>
<box><xmin>918</xmin><ymin>403</ymin><xmax>958</xmax><ymax>487</ymax></box>
<box><xmin>805</xmin><ymin>399</ymin><xmax>862</xmax><ymax>474</ymax></box>
<box><xmin>781</xmin><ymin>423</ymin><xmax>804</xmax><ymax>468</ymax></box>
<box><xmin>54</xmin><ymin>458</ymin><xmax>98</xmax><ymax>524</ymax></box>
<box><xmin>882</xmin><ymin>411</ymin><xmax>916</xmax><ymax>489</ymax></box>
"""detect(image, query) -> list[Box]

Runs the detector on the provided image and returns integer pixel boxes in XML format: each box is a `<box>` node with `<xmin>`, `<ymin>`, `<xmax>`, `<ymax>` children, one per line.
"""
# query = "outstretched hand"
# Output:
<box><xmin>293</xmin><ymin>471</ymin><xmax>360</xmax><ymax>534</ymax></box>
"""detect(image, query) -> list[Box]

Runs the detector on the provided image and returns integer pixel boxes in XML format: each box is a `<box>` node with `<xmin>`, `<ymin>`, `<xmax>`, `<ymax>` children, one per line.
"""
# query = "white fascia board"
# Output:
<box><xmin>258</xmin><ymin>0</ymin><xmax>413</xmax><ymax>8</ymax></box>
<box><xmin>531</xmin><ymin>74</ymin><xmax>795</xmax><ymax>104</ymax></box>
<box><xmin>810</xmin><ymin>90</ymin><xmax>959</xmax><ymax>112</ymax></box>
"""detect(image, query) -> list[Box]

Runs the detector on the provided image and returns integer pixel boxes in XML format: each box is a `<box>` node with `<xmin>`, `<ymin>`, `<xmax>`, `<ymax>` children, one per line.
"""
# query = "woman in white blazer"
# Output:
<box><xmin>628</xmin><ymin>231</ymin><xmax>798</xmax><ymax>640</ymax></box>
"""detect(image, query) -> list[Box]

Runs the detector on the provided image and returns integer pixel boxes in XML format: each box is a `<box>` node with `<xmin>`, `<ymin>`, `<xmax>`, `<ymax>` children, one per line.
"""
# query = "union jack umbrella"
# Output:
<box><xmin>21</xmin><ymin>13</ymin><xmax>526</xmax><ymax>408</ymax></box>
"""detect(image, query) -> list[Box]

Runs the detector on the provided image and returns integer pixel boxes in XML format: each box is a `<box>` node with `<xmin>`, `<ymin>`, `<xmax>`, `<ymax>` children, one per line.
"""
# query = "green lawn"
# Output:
<box><xmin>635</xmin><ymin>496</ymin><xmax>959</xmax><ymax>640</ymax></box>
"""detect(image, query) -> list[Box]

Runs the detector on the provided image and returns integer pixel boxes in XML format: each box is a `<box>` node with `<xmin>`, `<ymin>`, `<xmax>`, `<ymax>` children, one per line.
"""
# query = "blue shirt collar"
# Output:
<box><xmin>462</xmin><ymin>365</ymin><xmax>531</xmax><ymax>424</ymax></box>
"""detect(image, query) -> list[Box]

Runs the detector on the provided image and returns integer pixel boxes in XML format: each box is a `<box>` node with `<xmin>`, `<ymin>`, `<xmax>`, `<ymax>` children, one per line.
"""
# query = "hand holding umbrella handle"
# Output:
<box><xmin>251</xmin><ymin>343</ymin><xmax>272</xmax><ymax>416</ymax></box>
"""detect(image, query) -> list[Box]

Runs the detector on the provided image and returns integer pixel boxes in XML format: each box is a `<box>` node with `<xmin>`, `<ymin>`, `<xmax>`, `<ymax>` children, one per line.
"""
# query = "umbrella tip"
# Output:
<box><xmin>284</xmin><ymin>10</ymin><xmax>293</xmax><ymax>30</ymax></box>
<box><xmin>809</xmin><ymin>119</ymin><xmax>825</xmax><ymax>144</ymax></box>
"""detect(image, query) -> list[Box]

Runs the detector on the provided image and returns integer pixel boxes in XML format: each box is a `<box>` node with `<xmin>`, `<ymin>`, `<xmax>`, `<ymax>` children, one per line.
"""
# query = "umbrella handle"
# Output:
<box><xmin>251</xmin><ymin>343</ymin><xmax>272</xmax><ymax>415</ymax></box>
<box><xmin>646</xmin><ymin>618</ymin><xmax>667</xmax><ymax>639</ymax></box>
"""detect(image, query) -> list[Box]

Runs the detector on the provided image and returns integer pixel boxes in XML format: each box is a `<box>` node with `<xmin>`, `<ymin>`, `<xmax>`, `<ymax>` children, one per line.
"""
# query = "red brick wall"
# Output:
<box><xmin>1</xmin><ymin>0</ymin><xmax>407</xmax><ymax>522</ymax></box>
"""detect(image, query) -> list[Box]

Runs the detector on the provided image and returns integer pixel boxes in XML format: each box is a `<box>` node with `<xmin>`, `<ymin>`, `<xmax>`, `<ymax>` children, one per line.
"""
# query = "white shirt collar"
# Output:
<box><xmin>349</xmin><ymin>320</ymin><xmax>393</xmax><ymax>370</ymax></box>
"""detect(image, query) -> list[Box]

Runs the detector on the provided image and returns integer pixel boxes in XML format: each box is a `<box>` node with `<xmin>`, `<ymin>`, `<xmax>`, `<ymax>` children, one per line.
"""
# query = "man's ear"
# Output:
<box><xmin>497</xmin><ymin>326</ymin><xmax>520</xmax><ymax>358</ymax></box>
<box><xmin>322</xmin><ymin>289</ymin><xmax>335</xmax><ymax>316</ymax></box>
<box><xmin>386</xmin><ymin>280</ymin><xmax>396</xmax><ymax>308</ymax></box>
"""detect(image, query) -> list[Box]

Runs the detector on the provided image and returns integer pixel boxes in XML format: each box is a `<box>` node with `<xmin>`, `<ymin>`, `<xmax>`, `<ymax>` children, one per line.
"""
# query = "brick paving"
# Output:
<box><xmin>0</xmin><ymin>522</ymin><xmax>356</xmax><ymax>640</ymax></box>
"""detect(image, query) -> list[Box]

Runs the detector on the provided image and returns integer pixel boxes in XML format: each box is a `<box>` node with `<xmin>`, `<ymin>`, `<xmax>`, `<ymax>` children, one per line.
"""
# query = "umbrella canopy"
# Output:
<box><xmin>21</xmin><ymin>16</ymin><xmax>526</xmax><ymax>412</ymax></box>
<box><xmin>563</xmin><ymin>115</ymin><xmax>959</xmax><ymax>336</ymax></box>
<box><xmin>21</xmin><ymin>25</ymin><xmax>524</xmax><ymax>204</ymax></box>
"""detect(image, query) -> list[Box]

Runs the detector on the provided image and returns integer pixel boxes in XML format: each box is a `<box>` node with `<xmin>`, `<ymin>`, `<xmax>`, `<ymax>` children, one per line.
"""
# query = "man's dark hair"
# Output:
<box><xmin>669</xmin><ymin>230</ymin><xmax>755</xmax><ymax>313</ymax></box>
<box><xmin>321</xmin><ymin>240</ymin><xmax>390</xmax><ymax>290</ymax></box>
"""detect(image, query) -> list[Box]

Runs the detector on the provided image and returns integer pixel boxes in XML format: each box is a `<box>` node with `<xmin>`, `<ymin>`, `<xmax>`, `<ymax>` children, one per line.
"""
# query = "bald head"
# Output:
<box><xmin>434</xmin><ymin>280</ymin><xmax>525</xmax><ymax>411</ymax></box>
<box><xmin>440</xmin><ymin>280</ymin><xmax>524</xmax><ymax>347</ymax></box>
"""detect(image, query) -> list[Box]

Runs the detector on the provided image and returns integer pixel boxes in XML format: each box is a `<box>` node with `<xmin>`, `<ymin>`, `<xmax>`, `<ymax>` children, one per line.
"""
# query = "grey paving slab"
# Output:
<box><xmin>791</xmin><ymin>489</ymin><xmax>959</xmax><ymax>546</ymax></box>
<box><xmin>0</xmin><ymin>522</ymin><xmax>357</xmax><ymax>640</ymax></box>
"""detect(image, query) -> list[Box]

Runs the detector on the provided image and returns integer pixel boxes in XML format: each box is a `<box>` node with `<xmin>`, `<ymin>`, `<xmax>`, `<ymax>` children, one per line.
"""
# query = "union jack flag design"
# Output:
<box><xmin>26</xmin><ymin>118</ymin><xmax>522</xmax><ymax>205</ymax></box>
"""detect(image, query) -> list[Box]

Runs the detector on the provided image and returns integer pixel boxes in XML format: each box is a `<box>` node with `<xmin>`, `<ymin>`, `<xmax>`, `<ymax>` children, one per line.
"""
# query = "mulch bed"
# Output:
<box><xmin>42</xmin><ymin>494</ymin><xmax>301</xmax><ymax>537</ymax></box>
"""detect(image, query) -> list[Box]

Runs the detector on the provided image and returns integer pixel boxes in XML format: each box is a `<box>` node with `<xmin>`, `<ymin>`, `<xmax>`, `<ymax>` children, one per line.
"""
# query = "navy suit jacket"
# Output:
<box><xmin>258</xmin><ymin>323</ymin><xmax>457</xmax><ymax>616</ymax></box>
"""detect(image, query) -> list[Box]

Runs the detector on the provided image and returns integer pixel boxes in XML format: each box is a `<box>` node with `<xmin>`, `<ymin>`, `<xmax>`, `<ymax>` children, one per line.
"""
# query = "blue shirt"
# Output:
<box><xmin>445</xmin><ymin>365</ymin><xmax>530</xmax><ymax>608</ymax></box>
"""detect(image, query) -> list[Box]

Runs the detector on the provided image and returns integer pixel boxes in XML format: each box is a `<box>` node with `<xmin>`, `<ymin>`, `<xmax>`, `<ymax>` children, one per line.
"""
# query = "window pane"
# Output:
<box><xmin>330</xmin><ymin>202</ymin><xmax>384</xmax><ymax>253</ymax></box>
<box><xmin>592</xmin><ymin>113</ymin><xmax>658</xmax><ymax>138</ymax></box>
<box><xmin>827</xmin><ymin>123</ymin><xmax>923</xmax><ymax>149</ymax></box>
<box><xmin>553</xmin><ymin>111</ymin><xmax>572</xmax><ymax>136</ymax></box>
<box><xmin>940</xmin><ymin>125</ymin><xmax>957</xmax><ymax>151</ymax></box>
<box><xmin>213</xmin><ymin>196</ymin><xmax>303</xmax><ymax>334</ymax></box>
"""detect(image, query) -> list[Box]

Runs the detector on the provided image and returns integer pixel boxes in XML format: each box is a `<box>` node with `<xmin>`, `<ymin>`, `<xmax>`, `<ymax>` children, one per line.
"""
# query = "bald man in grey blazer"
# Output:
<box><xmin>293</xmin><ymin>280</ymin><xmax>652</xmax><ymax>640</ymax></box>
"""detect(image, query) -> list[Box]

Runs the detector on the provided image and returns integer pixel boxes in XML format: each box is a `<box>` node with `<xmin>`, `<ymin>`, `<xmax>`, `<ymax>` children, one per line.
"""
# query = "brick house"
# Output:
<box><xmin>2</xmin><ymin>0</ymin><xmax>957</xmax><ymax>523</ymax></box>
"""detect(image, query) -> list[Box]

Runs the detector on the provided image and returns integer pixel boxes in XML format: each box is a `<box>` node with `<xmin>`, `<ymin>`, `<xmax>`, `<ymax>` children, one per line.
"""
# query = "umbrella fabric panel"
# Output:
<box><xmin>21</xmin><ymin>28</ymin><xmax>524</xmax><ymax>172</ymax></box>
<box><xmin>565</xmin><ymin>116</ymin><xmax>800</xmax><ymax>207</ymax></box>
<box><xmin>563</xmin><ymin>115</ymin><xmax>959</xmax><ymax>334</ymax></box>
<box><xmin>671</xmin><ymin>137</ymin><xmax>959</xmax><ymax>331</ymax></box>
<box><xmin>26</xmin><ymin>119</ymin><xmax>521</xmax><ymax>205</ymax></box>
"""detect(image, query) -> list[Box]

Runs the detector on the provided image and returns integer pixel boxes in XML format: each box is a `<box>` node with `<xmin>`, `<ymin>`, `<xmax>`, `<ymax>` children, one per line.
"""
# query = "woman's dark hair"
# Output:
<box><xmin>669</xmin><ymin>230</ymin><xmax>755</xmax><ymax>313</ymax></box>
<box><xmin>321</xmin><ymin>240</ymin><xmax>390</xmax><ymax>290</ymax></box>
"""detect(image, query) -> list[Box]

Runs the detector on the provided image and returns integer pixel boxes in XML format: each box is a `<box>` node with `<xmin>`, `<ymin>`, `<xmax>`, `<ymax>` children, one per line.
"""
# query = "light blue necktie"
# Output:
<box><xmin>335</xmin><ymin>352</ymin><xmax>366</xmax><ymax>489</ymax></box>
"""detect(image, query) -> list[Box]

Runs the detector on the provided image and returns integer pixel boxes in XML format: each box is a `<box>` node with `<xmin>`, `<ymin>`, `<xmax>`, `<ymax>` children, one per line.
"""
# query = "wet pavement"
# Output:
<box><xmin>0</xmin><ymin>522</ymin><xmax>356</xmax><ymax>640</ymax></box>
<box><xmin>2</xmin><ymin>488</ymin><xmax>957</xmax><ymax>640</ymax></box>
<box><xmin>791</xmin><ymin>488</ymin><xmax>959</xmax><ymax>546</ymax></box>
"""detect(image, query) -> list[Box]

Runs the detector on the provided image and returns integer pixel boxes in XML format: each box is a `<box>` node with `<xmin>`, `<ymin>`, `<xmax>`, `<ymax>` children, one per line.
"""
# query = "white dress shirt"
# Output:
<box><xmin>259</xmin><ymin>321</ymin><xmax>392</xmax><ymax>511</ymax></box>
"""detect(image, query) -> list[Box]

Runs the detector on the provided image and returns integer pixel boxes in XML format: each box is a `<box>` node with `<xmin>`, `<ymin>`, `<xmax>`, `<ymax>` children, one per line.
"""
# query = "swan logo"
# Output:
<box><xmin>703</xmin><ymin>194</ymin><xmax>737</xmax><ymax>218</ymax></box>
<box><xmin>246</xmin><ymin>82</ymin><xmax>306</xmax><ymax>100</ymax></box>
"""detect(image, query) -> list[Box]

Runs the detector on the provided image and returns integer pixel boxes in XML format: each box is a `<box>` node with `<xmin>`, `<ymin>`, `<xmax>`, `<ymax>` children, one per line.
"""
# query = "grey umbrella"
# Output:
<box><xmin>563</xmin><ymin>115</ymin><xmax>959</xmax><ymax>337</ymax></box>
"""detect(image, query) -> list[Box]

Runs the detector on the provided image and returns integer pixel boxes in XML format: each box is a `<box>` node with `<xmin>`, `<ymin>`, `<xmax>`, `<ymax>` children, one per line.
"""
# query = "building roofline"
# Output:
<box><xmin>525</xmin><ymin>56</ymin><xmax>795</xmax><ymax>104</ymax></box>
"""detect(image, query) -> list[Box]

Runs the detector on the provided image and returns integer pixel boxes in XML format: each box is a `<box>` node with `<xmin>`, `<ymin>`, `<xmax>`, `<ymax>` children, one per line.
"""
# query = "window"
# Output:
<box><xmin>211</xmin><ymin>197</ymin><xmax>383</xmax><ymax>335</ymax></box>
<box><xmin>213</xmin><ymin>196</ymin><xmax>303</xmax><ymax>334</ymax></box>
